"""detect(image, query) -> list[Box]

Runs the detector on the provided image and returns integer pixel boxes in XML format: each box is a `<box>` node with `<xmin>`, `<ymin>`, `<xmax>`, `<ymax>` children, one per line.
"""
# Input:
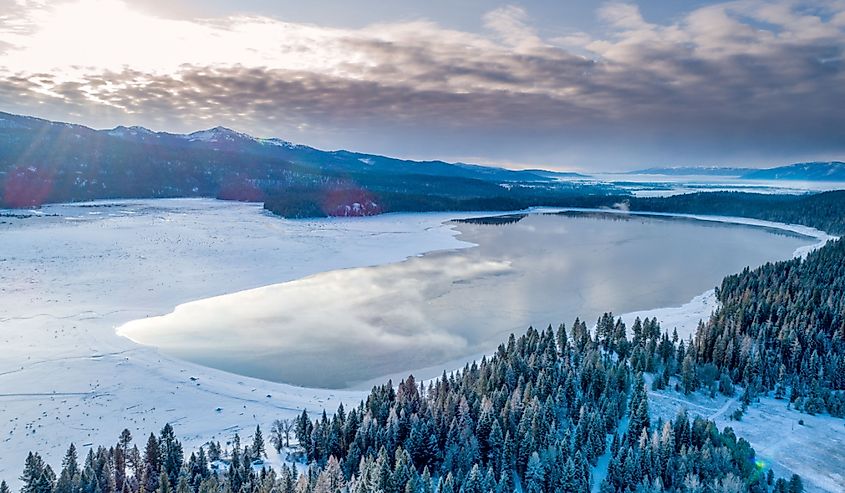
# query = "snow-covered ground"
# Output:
<box><xmin>0</xmin><ymin>199</ymin><xmax>478</xmax><ymax>479</ymax></box>
<box><xmin>0</xmin><ymin>198</ymin><xmax>838</xmax><ymax>486</ymax></box>
<box><xmin>649</xmin><ymin>384</ymin><xmax>845</xmax><ymax>493</ymax></box>
<box><xmin>633</xmin><ymin>212</ymin><xmax>844</xmax><ymax>493</ymax></box>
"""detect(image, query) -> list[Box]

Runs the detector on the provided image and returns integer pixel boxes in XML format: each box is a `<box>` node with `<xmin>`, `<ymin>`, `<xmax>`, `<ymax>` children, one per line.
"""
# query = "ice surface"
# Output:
<box><xmin>116</xmin><ymin>212</ymin><xmax>812</xmax><ymax>389</ymax></box>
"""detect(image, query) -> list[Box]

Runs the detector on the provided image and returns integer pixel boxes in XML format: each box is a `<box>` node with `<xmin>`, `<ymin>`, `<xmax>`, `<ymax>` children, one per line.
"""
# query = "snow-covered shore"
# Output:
<box><xmin>608</xmin><ymin>210</ymin><xmax>837</xmax><ymax>339</ymax></box>
<box><xmin>0</xmin><ymin>199</ymin><xmax>836</xmax><ymax>485</ymax></box>
<box><xmin>1</xmin><ymin>200</ymin><xmax>479</xmax><ymax>479</ymax></box>
<box><xmin>611</xmin><ymin>212</ymin><xmax>842</xmax><ymax>492</ymax></box>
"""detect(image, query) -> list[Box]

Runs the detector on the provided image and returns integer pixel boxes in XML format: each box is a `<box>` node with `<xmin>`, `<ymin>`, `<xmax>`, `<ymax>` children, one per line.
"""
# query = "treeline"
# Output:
<box><xmin>602</xmin><ymin>409</ymin><xmax>804</xmax><ymax>493</ymax></box>
<box><xmin>8</xmin><ymin>318</ymin><xmax>800</xmax><ymax>493</ymax></box>
<box><xmin>626</xmin><ymin>190</ymin><xmax>845</xmax><ymax>235</ymax></box>
<box><xmin>289</xmin><ymin>323</ymin><xmax>629</xmax><ymax>492</ymax></box>
<box><xmin>688</xmin><ymin>237</ymin><xmax>845</xmax><ymax>416</ymax></box>
<box><xmin>265</xmin><ymin>186</ymin><xmax>845</xmax><ymax>232</ymax></box>
<box><xmin>0</xmin><ymin>111</ymin><xmax>611</xmax><ymax>209</ymax></box>
<box><xmin>262</xmin><ymin>187</ymin><xmax>528</xmax><ymax>219</ymax></box>
<box><xmin>262</xmin><ymin>184</ymin><xmax>619</xmax><ymax>218</ymax></box>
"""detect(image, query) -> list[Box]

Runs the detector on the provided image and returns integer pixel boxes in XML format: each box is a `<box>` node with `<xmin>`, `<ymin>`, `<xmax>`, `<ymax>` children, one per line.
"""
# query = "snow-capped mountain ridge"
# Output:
<box><xmin>0</xmin><ymin>110</ymin><xmax>570</xmax><ymax>208</ymax></box>
<box><xmin>104</xmin><ymin>123</ymin><xmax>306</xmax><ymax>151</ymax></box>
<box><xmin>107</xmin><ymin>125</ymin><xmax>156</xmax><ymax>138</ymax></box>
<box><xmin>628</xmin><ymin>162</ymin><xmax>845</xmax><ymax>181</ymax></box>
<box><xmin>256</xmin><ymin>137</ymin><xmax>300</xmax><ymax>149</ymax></box>
<box><xmin>184</xmin><ymin>126</ymin><xmax>254</xmax><ymax>143</ymax></box>
<box><xmin>741</xmin><ymin>161</ymin><xmax>845</xmax><ymax>181</ymax></box>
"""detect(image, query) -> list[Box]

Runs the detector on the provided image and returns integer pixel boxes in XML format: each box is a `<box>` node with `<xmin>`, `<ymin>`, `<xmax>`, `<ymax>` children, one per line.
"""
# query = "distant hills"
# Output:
<box><xmin>0</xmin><ymin>112</ymin><xmax>602</xmax><ymax>212</ymax></box>
<box><xmin>627</xmin><ymin>166</ymin><xmax>754</xmax><ymax>177</ymax></box>
<box><xmin>630</xmin><ymin>162</ymin><xmax>845</xmax><ymax>181</ymax></box>
<box><xmin>625</xmin><ymin>190</ymin><xmax>845</xmax><ymax>236</ymax></box>
<box><xmin>2</xmin><ymin>111</ymin><xmax>841</xmax><ymax>215</ymax></box>
<box><xmin>740</xmin><ymin>161</ymin><xmax>845</xmax><ymax>181</ymax></box>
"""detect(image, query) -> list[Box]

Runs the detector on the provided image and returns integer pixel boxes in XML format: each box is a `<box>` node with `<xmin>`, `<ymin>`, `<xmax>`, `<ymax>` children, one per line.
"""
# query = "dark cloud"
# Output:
<box><xmin>1</xmin><ymin>1</ymin><xmax>843</xmax><ymax>169</ymax></box>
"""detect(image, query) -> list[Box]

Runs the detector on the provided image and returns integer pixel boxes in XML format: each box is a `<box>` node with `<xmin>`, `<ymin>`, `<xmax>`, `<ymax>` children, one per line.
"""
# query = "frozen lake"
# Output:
<box><xmin>118</xmin><ymin>211</ymin><xmax>813</xmax><ymax>388</ymax></box>
<box><xmin>0</xmin><ymin>199</ymin><xmax>835</xmax><ymax>488</ymax></box>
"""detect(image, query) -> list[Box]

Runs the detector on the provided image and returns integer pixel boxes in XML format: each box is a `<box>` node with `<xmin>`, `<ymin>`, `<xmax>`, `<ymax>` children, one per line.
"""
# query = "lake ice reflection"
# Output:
<box><xmin>118</xmin><ymin>212</ymin><xmax>812</xmax><ymax>388</ymax></box>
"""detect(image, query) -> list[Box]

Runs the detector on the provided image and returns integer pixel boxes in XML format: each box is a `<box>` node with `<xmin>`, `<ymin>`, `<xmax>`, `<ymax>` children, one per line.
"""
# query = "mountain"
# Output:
<box><xmin>96</xmin><ymin>120</ymin><xmax>553</xmax><ymax>183</ymax></box>
<box><xmin>626</xmin><ymin>162</ymin><xmax>845</xmax><ymax>181</ymax></box>
<box><xmin>740</xmin><ymin>161</ymin><xmax>845</xmax><ymax>181</ymax></box>
<box><xmin>626</xmin><ymin>166</ymin><xmax>754</xmax><ymax>176</ymax></box>
<box><xmin>0</xmin><ymin>112</ymin><xmax>600</xmax><ymax>210</ymax></box>
<box><xmin>519</xmin><ymin>168</ymin><xmax>589</xmax><ymax>179</ymax></box>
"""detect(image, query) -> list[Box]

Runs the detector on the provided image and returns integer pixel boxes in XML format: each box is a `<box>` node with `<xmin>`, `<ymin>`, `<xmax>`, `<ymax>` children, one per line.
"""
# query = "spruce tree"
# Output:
<box><xmin>156</xmin><ymin>467</ymin><xmax>170</xmax><ymax>493</ymax></box>
<box><xmin>251</xmin><ymin>425</ymin><xmax>265</xmax><ymax>461</ymax></box>
<box><xmin>20</xmin><ymin>452</ymin><xmax>47</xmax><ymax>493</ymax></box>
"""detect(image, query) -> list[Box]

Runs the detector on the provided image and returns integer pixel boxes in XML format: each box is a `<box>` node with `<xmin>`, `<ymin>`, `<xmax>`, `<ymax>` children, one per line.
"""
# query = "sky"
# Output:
<box><xmin>0</xmin><ymin>0</ymin><xmax>843</xmax><ymax>171</ymax></box>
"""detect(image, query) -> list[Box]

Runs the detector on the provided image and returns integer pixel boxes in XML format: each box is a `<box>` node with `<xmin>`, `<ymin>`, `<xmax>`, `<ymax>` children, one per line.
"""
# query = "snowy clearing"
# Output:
<box><xmin>649</xmin><ymin>384</ymin><xmax>845</xmax><ymax>493</ymax></box>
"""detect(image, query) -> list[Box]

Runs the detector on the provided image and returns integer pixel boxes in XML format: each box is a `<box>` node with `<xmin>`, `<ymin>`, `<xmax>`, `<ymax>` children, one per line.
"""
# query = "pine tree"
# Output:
<box><xmin>20</xmin><ymin>452</ymin><xmax>48</xmax><ymax>493</ymax></box>
<box><xmin>156</xmin><ymin>467</ymin><xmax>170</xmax><ymax>493</ymax></box>
<box><xmin>251</xmin><ymin>425</ymin><xmax>265</xmax><ymax>461</ymax></box>
<box><xmin>461</xmin><ymin>464</ymin><xmax>484</xmax><ymax>493</ymax></box>
<box><xmin>159</xmin><ymin>424</ymin><xmax>183</xmax><ymax>488</ymax></box>
<box><xmin>296</xmin><ymin>410</ymin><xmax>312</xmax><ymax>446</ymax></box>
<box><xmin>55</xmin><ymin>444</ymin><xmax>80</xmax><ymax>493</ymax></box>
<box><xmin>524</xmin><ymin>452</ymin><xmax>545</xmax><ymax>493</ymax></box>
<box><xmin>436</xmin><ymin>473</ymin><xmax>455</xmax><ymax>493</ymax></box>
<box><xmin>144</xmin><ymin>433</ymin><xmax>161</xmax><ymax>477</ymax></box>
<box><xmin>681</xmin><ymin>353</ymin><xmax>697</xmax><ymax>394</ymax></box>
<box><xmin>628</xmin><ymin>373</ymin><xmax>650</xmax><ymax>441</ymax></box>
<box><xmin>119</xmin><ymin>429</ymin><xmax>133</xmax><ymax>455</ymax></box>
<box><xmin>62</xmin><ymin>444</ymin><xmax>79</xmax><ymax>479</ymax></box>
<box><xmin>175</xmin><ymin>476</ymin><xmax>190</xmax><ymax>493</ymax></box>
<box><xmin>788</xmin><ymin>474</ymin><xmax>804</xmax><ymax>493</ymax></box>
<box><xmin>33</xmin><ymin>466</ymin><xmax>55</xmax><ymax>493</ymax></box>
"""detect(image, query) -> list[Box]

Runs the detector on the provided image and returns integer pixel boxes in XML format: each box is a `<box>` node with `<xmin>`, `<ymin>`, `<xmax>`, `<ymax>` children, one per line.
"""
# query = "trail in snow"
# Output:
<box><xmin>591</xmin><ymin>416</ymin><xmax>629</xmax><ymax>493</ymax></box>
<box><xmin>707</xmin><ymin>396</ymin><xmax>738</xmax><ymax>421</ymax></box>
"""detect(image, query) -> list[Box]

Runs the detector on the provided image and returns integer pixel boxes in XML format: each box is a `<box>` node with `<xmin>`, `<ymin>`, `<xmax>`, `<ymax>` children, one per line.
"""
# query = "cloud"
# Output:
<box><xmin>0</xmin><ymin>0</ymin><xmax>843</xmax><ymax>168</ymax></box>
<box><xmin>482</xmin><ymin>5</ymin><xmax>544</xmax><ymax>49</ymax></box>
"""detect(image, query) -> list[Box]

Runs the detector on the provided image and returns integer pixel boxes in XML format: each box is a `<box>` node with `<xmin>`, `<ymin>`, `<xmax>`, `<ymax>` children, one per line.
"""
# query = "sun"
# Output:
<box><xmin>2</xmin><ymin>0</ymin><xmax>205</xmax><ymax>75</ymax></box>
<box><xmin>0</xmin><ymin>0</ymin><xmax>349</xmax><ymax>80</ymax></box>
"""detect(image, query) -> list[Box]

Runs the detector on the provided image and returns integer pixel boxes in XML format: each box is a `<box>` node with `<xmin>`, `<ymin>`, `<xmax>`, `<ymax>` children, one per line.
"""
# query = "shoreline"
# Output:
<box><xmin>117</xmin><ymin>205</ymin><xmax>833</xmax><ymax>391</ymax></box>
<box><xmin>348</xmin><ymin>208</ymin><xmax>835</xmax><ymax>390</ymax></box>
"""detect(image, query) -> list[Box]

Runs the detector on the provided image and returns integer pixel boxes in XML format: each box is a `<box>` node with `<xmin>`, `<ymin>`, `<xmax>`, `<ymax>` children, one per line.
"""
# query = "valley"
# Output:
<box><xmin>1</xmin><ymin>198</ymin><xmax>841</xmax><ymax>491</ymax></box>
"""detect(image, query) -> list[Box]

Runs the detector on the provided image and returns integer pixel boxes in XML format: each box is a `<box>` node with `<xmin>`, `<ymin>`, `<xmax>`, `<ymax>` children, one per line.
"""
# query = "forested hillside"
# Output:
<box><xmin>262</xmin><ymin>188</ymin><xmax>618</xmax><ymax>218</ymax></box>
<box><xmin>627</xmin><ymin>191</ymin><xmax>845</xmax><ymax>235</ymax></box>
<box><xmin>0</xmin><ymin>112</ymin><xmax>604</xmax><ymax>209</ymax></box>
<box><xmin>265</xmin><ymin>187</ymin><xmax>845</xmax><ymax>223</ymax></box>
<box><xmin>690</xmin><ymin>238</ymin><xmax>845</xmax><ymax>416</ymax></box>
<box><xmin>8</xmin><ymin>320</ymin><xmax>801</xmax><ymax>493</ymax></box>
